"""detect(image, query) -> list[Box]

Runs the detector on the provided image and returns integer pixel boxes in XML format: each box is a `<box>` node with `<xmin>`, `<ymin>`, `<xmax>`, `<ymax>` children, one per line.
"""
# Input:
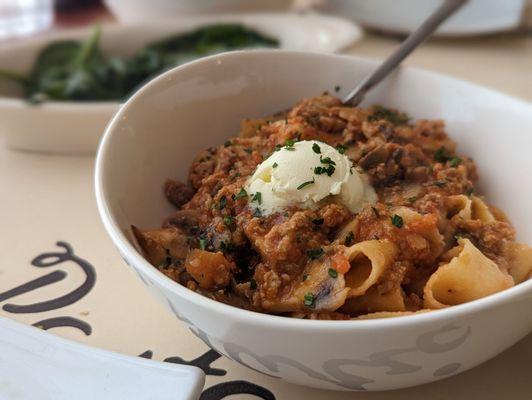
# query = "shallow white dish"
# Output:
<box><xmin>0</xmin><ymin>13</ymin><xmax>361</xmax><ymax>155</ymax></box>
<box><xmin>0</xmin><ymin>315</ymin><xmax>204</xmax><ymax>399</ymax></box>
<box><xmin>95</xmin><ymin>50</ymin><xmax>532</xmax><ymax>391</ymax></box>
<box><xmin>320</xmin><ymin>0</ymin><xmax>526</xmax><ymax>37</ymax></box>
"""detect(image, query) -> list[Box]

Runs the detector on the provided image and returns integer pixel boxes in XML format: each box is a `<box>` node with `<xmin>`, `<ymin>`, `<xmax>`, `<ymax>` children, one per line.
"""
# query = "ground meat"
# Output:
<box><xmin>136</xmin><ymin>94</ymin><xmax>523</xmax><ymax>317</ymax></box>
<box><xmin>164</xmin><ymin>179</ymin><xmax>194</xmax><ymax>208</ymax></box>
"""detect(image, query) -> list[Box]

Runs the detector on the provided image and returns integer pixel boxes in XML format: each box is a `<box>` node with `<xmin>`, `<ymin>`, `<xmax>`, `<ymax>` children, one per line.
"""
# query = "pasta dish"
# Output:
<box><xmin>133</xmin><ymin>95</ymin><xmax>532</xmax><ymax>319</ymax></box>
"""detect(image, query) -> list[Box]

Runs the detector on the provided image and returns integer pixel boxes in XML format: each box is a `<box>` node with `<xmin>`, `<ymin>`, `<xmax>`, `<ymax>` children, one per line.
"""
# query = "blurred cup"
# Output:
<box><xmin>0</xmin><ymin>0</ymin><xmax>53</xmax><ymax>41</ymax></box>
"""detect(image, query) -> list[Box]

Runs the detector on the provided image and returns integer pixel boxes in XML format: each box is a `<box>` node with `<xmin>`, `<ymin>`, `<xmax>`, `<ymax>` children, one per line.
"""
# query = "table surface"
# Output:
<box><xmin>0</xmin><ymin>7</ymin><xmax>531</xmax><ymax>400</ymax></box>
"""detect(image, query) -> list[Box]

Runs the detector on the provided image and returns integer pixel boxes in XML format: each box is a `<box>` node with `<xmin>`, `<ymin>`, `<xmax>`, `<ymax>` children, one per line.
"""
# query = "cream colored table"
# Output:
<box><xmin>0</xmin><ymin>30</ymin><xmax>531</xmax><ymax>399</ymax></box>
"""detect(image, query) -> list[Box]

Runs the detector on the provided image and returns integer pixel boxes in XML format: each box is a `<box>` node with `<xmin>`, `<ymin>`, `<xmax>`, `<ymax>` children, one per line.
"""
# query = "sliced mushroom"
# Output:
<box><xmin>162</xmin><ymin>209</ymin><xmax>200</xmax><ymax>234</ymax></box>
<box><xmin>132</xmin><ymin>225</ymin><xmax>189</xmax><ymax>266</ymax></box>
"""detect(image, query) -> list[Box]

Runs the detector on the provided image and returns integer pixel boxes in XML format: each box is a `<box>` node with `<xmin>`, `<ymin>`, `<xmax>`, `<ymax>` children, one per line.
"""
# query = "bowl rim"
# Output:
<box><xmin>95</xmin><ymin>49</ymin><xmax>532</xmax><ymax>331</ymax></box>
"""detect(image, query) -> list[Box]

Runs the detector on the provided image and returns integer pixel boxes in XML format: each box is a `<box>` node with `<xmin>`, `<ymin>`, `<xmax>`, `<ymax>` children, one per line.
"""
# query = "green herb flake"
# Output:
<box><xmin>252</xmin><ymin>192</ymin><xmax>262</xmax><ymax>204</ymax></box>
<box><xmin>224</xmin><ymin>140</ymin><xmax>232</xmax><ymax>147</ymax></box>
<box><xmin>434</xmin><ymin>180</ymin><xmax>447</xmax><ymax>188</ymax></box>
<box><xmin>466</xmin><ymin>187</ymin><xmax>474</xmax><ymax>196</ymax></box>
<box><xmin>272</xmin><ymin>162</ymin><xmax>278</xmax><ymax>168</ymax></box>
<box><xmin>235</xmin><ymin>188</ymin><xmax>248</xmax><ymax>200</ymax></box>
<box><xmin>252</xmin><ymin>208</ymin><xmax>262</xmax><ymax>218</ymax></box>
<box><xmin>344</xmin><ymin>231</ymin><xmax>355</xmax><ymax>246</ymax></box>
<box><xmin>297</xmin><ymin>179</ymin><xmax>315</xmax><ymax>190</ymax></box>
<box><xmin>312</xmin><ymin>143</ymin><xmax>321</xmax><ymax>154</ymax></box>
<box><xmin>334</xmin><ymin>85</ymin><xmax>341</xmax><ymax>93</ymax></box>
<box><xmin>223</xmin><ymin>215</ymin><xmax>235</xmax><ymax>227</ymax></box>
<box><xmin>391</xmin><ymin>214</ymin><xmax>404</xmax><ymax>228</ymax></box>
<box><xmin>218</xmin><ymin>195</ymin><xmax>227</xmax><ymax>210</ymax></box>
<box><xmin>335</xmin><ymin>144</ymin><xmax>347</xmax><ymax>154</ymax></box>
<box><xmin>328</xmin><ymin>268</ymin><xmax>338</xmax><ymax>278</ymax></box>
<box><xmin>199</xmin><ymin>237</ymin><xmax>207</xmax><ymax>250</ymax></box>
<box><xmin>302</xmin><ymin>274</ymin><xmax>309</xmax><ymax>282</ymax></box>
<box><xmin>275</xmin><ymin>144</ymin><xmax>282</xmax><ymax>152</ymax></box>
<box><xmin>408</xmin><ymin>196</ymin><xmax>417</xmax><ymax>203</ymax></box>
<box><xmin>434</xmin><ymin>147</ymin><xmax>450</xmax><ymax>163</ymax></box>
<box><xmin>367</xmin><ymin>105</ymin><xmax>410</xmax><ymax>126</ymax></box>
<box><xmin>244</xmin><ymin>147</ymin><xmax>253</xmax><ymax>154</ymax></box>
<box><xmin>306</xmin><ymin>247</ymin><xmax>324</xmax><ymax>260</ymax></box>
<box><xmin>250</xmin><ymin>279</ymin><xmax>257</xmax><ymax>290</ymax></box>
<box><xmin>303</xmin><ymin>292</ymin><xmax>315</xmax><ymax>308</ymax></box>
<box><xmin>449</xmin><ymin>157</ymin><xmax>462</xmax><ymax>167</ymax></box>
<box><xmin>312</xmin><ymin>218</ymin><xmax>324</xmax><ymax>226</ymax></box>
<box><xmin>320</xmin><ymin>156</ymin><xmax>336</xmax><ymax>166</ymax></box>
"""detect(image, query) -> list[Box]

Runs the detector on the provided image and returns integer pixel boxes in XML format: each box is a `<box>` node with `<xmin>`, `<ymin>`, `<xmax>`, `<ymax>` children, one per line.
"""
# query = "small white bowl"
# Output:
<box><xmin>0</xmin><ymin>15</ymin><xmax>361</xmax><ymax>155</ymax></box>
<box><xmin>95</xmin><ymin>50</ymin><xmax>532</xmax><ymax>391</ymax></box>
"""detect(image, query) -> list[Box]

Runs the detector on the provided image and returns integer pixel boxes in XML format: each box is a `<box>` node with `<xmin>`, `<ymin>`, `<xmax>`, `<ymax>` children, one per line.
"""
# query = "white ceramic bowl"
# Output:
<box><xmin>95</xmin><ymin>50</ymin><xmax>532</xmax><ymax>391</ymax></box>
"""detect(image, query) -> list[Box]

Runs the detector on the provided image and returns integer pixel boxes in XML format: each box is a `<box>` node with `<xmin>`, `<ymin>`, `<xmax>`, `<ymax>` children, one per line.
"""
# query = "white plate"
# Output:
<box><xmin>320</xmin><ymin>0</ymin><xmax>526</xmax><ymax>37</ymax></box>
<box><xmin>0</xmin><ymin>13</ymin><xmax>361</xmax><ymax>155</ymax></box>
<box><xmin>0</xmin><ymin>316</ymin><xmax>205</xmax><ymax>399</ymax></box>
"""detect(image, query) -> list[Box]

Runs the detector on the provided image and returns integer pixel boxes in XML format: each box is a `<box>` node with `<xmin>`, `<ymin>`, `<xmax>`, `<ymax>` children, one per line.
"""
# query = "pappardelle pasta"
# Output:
<box><xmin>133</xmin><ymin>95</ymin><xmax>532</xmax><ymax>319</ymax></box>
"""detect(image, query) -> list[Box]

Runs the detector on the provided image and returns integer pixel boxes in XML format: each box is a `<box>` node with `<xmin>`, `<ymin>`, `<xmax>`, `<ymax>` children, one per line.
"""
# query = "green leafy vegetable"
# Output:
<box><xmin>0</xmin><ymin>24</ymin><xmax>279</xmax><ymax>102</ymax></box>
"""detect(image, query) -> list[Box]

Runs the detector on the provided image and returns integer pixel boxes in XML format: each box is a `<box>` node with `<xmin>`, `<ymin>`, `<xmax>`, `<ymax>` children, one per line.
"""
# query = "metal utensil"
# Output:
<box><xmin>344</xmin><ymin>0</ymin><xmax>468</xmax><ymax>106</ymax></box>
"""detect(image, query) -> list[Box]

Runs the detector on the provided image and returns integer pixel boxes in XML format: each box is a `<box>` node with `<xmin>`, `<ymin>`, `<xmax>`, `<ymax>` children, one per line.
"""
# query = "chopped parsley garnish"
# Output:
<box><xmin>252</xmin><ymin>192</ymin><xmax>262</xmax><ymax>204</ymax></box>
<box><xmin>335</xmin><ymin>144</ymin><xmax>347</xmax><ymax>154</ymax></box>
<box><xmin>252</xmin><ymin>208</ymin><xmax>262</xmax><ymax>217</ymax></box>
<box><xmin>408</xmin><ymin>196</ymin><xmax>417</xmax><ymax>203</ymax></box>
<box><xmin>334</xmin><ymin>85</ymin><xmax>341</xmax><ymax>93</ymax></box>
<box><xmin>328</xmin><ymin>268</ymin><xmax>338</xmax><ymax>278</ymax></box>
<box><xmin>244</xmin><ymin>147</ymin><xmax>253</xmax><ymax>154</ymax></box>
<box><xmin>297</xmin><ymin>179</ymin><xmax>315</xmax><ymax>190</ymax></box>
<box><xmin>224</xmin><ymin>140</ymin><xmax>232</xmax><ymax>147</ymax></box>
<box><xmin>272</xmin><ymin>162</ymin><xmax>278</xmax><ymax>168</ymax></box>
<box><xmin>306</xmin><ymin>247</ymin><xmax>324</xmax><ymax>259</ymax></box>
<box><xmin>223</xmin><ymin>215</ymin><xmax>235</xmax><ymax>227</ymax></box>
<box><xmin>391</xmin><ymin>214</ymin><xmax>404</xmax><ymax>228</ymax></box>
<box><xmin>344</xmin><ymin>231</ymin><xmax>355</xmax><ymax>246</ymax></box>
<box><xmin>367</xmin><ymin>105</ymin><xmax>410</xmax><ymax>126</ymax></box>
<box><xmin>312</xmin><ymin>143</ymin><xmax>321</xmax><ymax>154</ymax></box>
<box><xmin>312</xmin><ymin>217</ymin><xmax>324</xmax><ymax>226</ymax></box>
<box><xmin>434</xmin><ymin>180</ymin><xmax>447</xmax><ymax>188</ymax></box>
<box><xmin>303</xmin><ymin>292</ymin><xmax>315</xmax><ymax>308</ymax></box>
<box><xmin>284</xmin><ymin>139</ymin><xmax>296</xmax><ymax>150</ymax></box>
<box><xmin>199</xmin><ymin>237</ymin><xmax>207</xmax><ymax>250</ymax></box>
<box><xmin>250</xmin><ymin>279</ymin><xmax>257</xmax><ymax>290</ymax></box>
<box><xmin>235</xmin><ymin>188</ymin><xmax>248</xmax><ymax>200</ymax></box>
<box><xmin>314</xmin><ymin>165</ymin><xmax>335</xmax><ymax>176</ymax></box>
<box><xmin>218</xmin><ymin>195</ymin><xmax>227</xmax><ymax>210</ymax></box>
<box><xmin>449</xmin><ymin>157</ymin><xmax>462</xmax><ymax>167</ymax></box>
<box><xmin>275</xmin><ymin>144</ymin><xmax>282</xmax><ymax>151</ymax></box>
<box><xmin>320</xmin><ymin>156</ymin><xmax>336</xmax><ymax>166</ymax></box>
<box><xmin>302</xmin><ymin>274</ymin><xmax>309</xmax><ymax>282</ymax></box>
<box><xmin>434</xmin><ymin>146</ymin><xmax>451</xmax><ymax>162</ymax></box>
<box><xmin>466</xmin><ymin>187</ymin><xmax>474</xmax><ymax>196</ymax></box>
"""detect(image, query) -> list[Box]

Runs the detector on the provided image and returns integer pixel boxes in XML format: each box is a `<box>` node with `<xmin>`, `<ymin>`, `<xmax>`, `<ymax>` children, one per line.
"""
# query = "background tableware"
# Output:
<box><xmin>95</xmin><ymin>50</ymin><xmax>532</xmax><ymax>391</ymax></box>
<box><xmin>0</xmin><ymin>315</ymin><xmax>205</xmax><ymax>400</ymax></box>
<box><xmin>0</xmin><ymin>14</ymin><xmax>361</xmax><ymax>154</ymax></box>
<box><xmin>345</xmin><ymin>0</ymin><xmax>466</xmax><ymax>105</ymax></box>
<box><xmin>104</xmin><ymin>0</ymin><xmax>295</xmax><ymax>22</ymax></box>
<box><xmin>320</xmin><ymin>0</ymin><xmax>526</xmax><ymax>37</ymax></box>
